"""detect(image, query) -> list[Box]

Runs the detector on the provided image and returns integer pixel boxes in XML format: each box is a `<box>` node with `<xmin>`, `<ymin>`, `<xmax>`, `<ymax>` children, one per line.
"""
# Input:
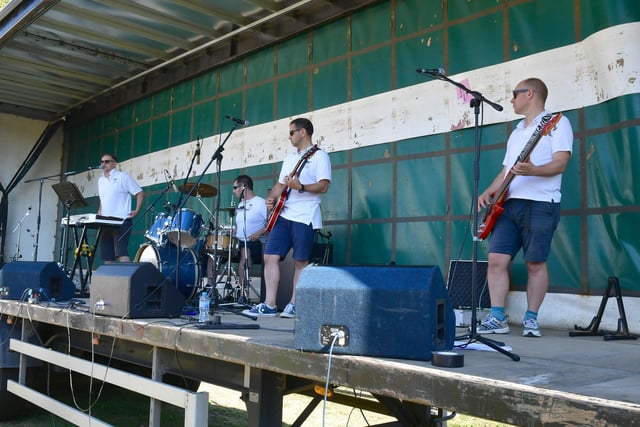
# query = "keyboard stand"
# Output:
<box><xmin>69</xmin><ymin>224</ymin><xmax>103</xmax><ymax>297</ymax></box>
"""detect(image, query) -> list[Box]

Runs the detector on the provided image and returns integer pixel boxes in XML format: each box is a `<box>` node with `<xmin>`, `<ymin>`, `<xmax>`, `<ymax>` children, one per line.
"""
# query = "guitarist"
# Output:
<box><xmin>244</xmin><ymin>118</ymin><xmax>332</xmax><ymax>318</ymax></box>
<box><xmin>476</xmin><ymin>78</ymin><xmax>573</xmax><ymax>337</ymax></box>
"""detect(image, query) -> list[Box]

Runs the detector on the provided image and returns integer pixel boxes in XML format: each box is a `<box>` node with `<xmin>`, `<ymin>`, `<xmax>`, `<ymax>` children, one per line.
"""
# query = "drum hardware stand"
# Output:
<box><xmin>417</xmin><ymin>68</ymin><xmax>519</xmax><ymax>361</ymax></box>
<box><xmin>569</xmin><ymin>276</ymin><xmax>637</xmax><ymax>341</ymax></box>
<box><xmin>229</xmin><ymin>190</ymin><xmax>255</xmax><ymax>309</ymax></box>
<box><xmin>315</xmin><ymin>230</ymin><xmax>333</xmax><ymax>265</ymax></box>
<box><xmin>217</xmin><ymin>213</ymin><xmax>242</xmax><ymax>306</ymax></box>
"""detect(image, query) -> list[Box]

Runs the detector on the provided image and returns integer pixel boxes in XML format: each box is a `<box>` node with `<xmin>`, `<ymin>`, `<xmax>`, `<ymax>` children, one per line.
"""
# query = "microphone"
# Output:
<box><xmin>416</xmin><ymin>68</ymin><xmax>445</xmax><ymax>77</ymax></box>
<box><xmin>164</xmin><ymin>169</ymin><xmax>179</xmax><ymax>193</ymax></box>
<box><xmin>225</xmin><ymin>115</ymin><xmax>250</xmax><ymax>126</ymax></box>
<box><xmin>88</xmin><ymin>165</ymin><xmax>103</xmax><ymax>170</ymax></box>
<box><xmin>195</xmin><ymin>139</ymin><xmax>201</xmax><ymax>165</ymax></box>
<box><xmin>238</xmin><ymin>187</ymin><xmax>246</xmax><ymax>201</ymax></box>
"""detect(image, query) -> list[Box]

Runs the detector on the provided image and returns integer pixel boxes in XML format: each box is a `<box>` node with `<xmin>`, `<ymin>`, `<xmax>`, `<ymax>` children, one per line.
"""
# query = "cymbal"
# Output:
<box><xmin>218</xmin><ymin>206</ymin><xmax>236</xmax><ymax>212</ymax></box>
<box><xmin>180</xmin><ymin>182</ymin><xmax>217</xmax><ymax>197</ymax></box>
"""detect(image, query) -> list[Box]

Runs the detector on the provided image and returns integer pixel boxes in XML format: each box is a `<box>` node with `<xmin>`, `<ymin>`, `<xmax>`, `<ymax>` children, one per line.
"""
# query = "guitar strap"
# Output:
<box><xmin>285</xmin><ymin>146</ymin><xmax>316</xmax><ymax>200</ymax></box>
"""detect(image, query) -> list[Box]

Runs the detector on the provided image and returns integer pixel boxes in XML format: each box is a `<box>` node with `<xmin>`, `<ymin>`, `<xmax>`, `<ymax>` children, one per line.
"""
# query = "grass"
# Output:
<box><xmin>0</xmin><ymin>373</ymin><xmax>513</xmax><ymax>426</ymax></box>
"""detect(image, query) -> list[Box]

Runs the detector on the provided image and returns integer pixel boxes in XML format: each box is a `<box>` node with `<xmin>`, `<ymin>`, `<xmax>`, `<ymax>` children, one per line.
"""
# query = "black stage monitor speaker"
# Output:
<box><xmin>89</xmin><ymin>262</ymin><xmax>185</xmax><ymax>318</ymax></box>
<box><xmin>294</xmin><ymin>265</ymin><xmax>455</xmax><ymax>361</ymax></box>
<box><xmin>0</xmin><ymin>261</ymin><xmax>75</xmax><ymax>301</ymax></box>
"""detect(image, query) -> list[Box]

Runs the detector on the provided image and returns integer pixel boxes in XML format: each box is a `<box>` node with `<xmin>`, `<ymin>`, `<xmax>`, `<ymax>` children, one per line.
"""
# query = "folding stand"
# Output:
<box><xmin>53</xmin><ymin>182</ymin><xmax>88</xmax><ymax>278</ymax></box>
<box><xmin>569</xmin><ymin>276</ymin><xmax>637</xmax><ymax>341</ymax></box>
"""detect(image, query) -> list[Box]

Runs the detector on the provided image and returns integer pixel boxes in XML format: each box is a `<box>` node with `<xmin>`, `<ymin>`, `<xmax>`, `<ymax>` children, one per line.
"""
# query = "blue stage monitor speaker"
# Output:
<box><xmin>294</xmin><ymin>265</ymin><xmax>455</xmax><ymax>361</ymax></box>
<box><xmin>89</xmin><ymin>262</ymin><xmax>185</xmax><ymax>318</ymax></box>
<box><xmin>0</xmin><ymin>261</ymin><xmax>75</xmax><ymax>301</ymax></box>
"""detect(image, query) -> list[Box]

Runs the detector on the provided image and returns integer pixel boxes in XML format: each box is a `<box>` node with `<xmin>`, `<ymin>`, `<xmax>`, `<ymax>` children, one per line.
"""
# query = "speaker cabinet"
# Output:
<box><xmin>89</xmin><ymin>263</ymin><xmax>185</xmax><ymax>318</ymax></box>
<box><xmin>447</xmin><ymin>260</ymin><xmax>490</xmax><ymax>308</ymax></box>
<box><xmin>260</xmin><ymin>244</ymin><xmax>334</xmax><ymax>310</ymax></box>
<box><xmin>294</xmin><ymin>265</ymin><xmax>455</xmax><ymax>361</ymax></box>
<box><xmin>0</xmin><ymin>261</ymin><xmax>75</xmax><ymax>301</ymax></box>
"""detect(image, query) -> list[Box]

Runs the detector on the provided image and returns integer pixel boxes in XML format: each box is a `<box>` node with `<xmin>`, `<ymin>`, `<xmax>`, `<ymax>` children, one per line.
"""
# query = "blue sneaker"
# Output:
<box><xmin>476</xmin><ymin>314</ymin><xmax>510</xmax><ymax>334</ymax></box>
<box><xmin>243</xmin><ymin>302</ymin><xmax>277</xmax><ymax>317</ymax></box>
<box><xmin>280</xmin><ymin>303</ymin><xmax>295</xmax><ymax>318</ymax></box>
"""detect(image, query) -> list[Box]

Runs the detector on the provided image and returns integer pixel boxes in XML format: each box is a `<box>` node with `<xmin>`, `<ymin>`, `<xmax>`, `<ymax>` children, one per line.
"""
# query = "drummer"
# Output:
<box><xmin>232</xmin><ymin>175</ymin><xmax>267</xmax><ymax>289</ymax></box>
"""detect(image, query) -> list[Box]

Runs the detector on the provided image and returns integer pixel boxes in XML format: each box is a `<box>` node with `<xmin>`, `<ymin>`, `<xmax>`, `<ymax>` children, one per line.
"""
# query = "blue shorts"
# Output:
<box><xmin>99</xmin><ymin>219</ymin><xmax>132</xmax><ymax>261</ymax></box>
<box><xmin>489</xmin><ymin>199</ymin><xmax>560</xmax><ymax>262</ymax></box>
<box><xmin>264</xmin><ymin>217</ymin><xmax>314</xmax><ymax>261</ymax></box>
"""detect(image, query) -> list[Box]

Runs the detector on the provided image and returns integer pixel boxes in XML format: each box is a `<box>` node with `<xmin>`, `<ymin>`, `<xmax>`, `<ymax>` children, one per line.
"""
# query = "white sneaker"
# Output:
<box><xmin>476</xmin><ymin>314</ymin><xmax>510</xmax><ymax>334</ymax></box>
<box><xmin>523</xmin><ymin>318</ymin><xmax>542</xmax><ymax>337</ymax></box>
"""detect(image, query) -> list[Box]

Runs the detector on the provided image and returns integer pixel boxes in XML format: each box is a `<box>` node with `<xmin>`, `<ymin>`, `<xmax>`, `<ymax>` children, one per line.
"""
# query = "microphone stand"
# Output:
<box><xmin>236</xmin><ymin>188</ymin><xmax>252</xmax><ymax>308</ymax></box>
<box><xmin>180</xmin><ymin>122</ymin><xmax>258</xmax><ymax>328</ymax></box>
<box><xmin>25</xmin><ymin>168</ymin><xmax>93</xmax><ymax>262</ymax></box>
<box><xmin>418</xmin><ymin>69</ymin><xmax>519</xmax><ymax>361</ymax></box>
<box><xmin>24</xmin><ymin>173</ymin><xmax>60</xmax><ymax>261</ymax></box>
<box><xmin>11</xmin><ymin>207</ymin><xmax>31</xmax><ymax>261</ymax></box>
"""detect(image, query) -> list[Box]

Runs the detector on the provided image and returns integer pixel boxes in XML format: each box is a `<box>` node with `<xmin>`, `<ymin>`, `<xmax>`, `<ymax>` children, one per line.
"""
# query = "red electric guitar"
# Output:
<box><xmin>265</xmin><ymin>144</ymin><xmax>319</xmax><ymax>233</ymax></box>
<box><xmin>477</xmin><ymin>113</ymin><xmax>563</xmax><ymax>240</ymax></box>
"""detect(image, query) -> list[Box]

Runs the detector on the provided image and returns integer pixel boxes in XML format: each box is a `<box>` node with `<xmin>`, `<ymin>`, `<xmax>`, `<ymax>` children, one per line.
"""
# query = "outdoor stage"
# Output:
<box><xmin>0</xmin><ymin>297</ymin><xmax>638</xmax><ymax>426</ymax></box>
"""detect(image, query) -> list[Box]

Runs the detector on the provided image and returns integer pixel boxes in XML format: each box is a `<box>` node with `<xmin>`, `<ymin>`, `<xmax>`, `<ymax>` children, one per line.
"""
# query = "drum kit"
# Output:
<box><xmin>135</xmin><ymin>182</ymin><xmax>242</xmax><ymax>303</ymax></box>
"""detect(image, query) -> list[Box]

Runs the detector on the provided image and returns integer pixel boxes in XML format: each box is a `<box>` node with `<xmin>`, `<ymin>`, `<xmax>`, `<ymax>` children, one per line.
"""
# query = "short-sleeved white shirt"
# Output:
<box><xmin>504</xmin><ymin>111</ymin><xmax>573</xmax><ymax>202</ymax></box>
<box><xmin>278</xmin><ymin>146</ymin><xmax>332</xmax><ymax>229</ymax></box>
<box><xmin>98</xmin><ymin>169</ymin><xmax>142</xmax><ymax>218</ymax></box>
<box><xmin>235</xmin><ymin>195</ymin><xmax>267</xmax><ymax>240</ymax></box>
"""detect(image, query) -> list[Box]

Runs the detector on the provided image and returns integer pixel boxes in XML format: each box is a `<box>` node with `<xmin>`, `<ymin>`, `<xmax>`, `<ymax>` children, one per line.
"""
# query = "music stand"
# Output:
<box><xmin>52</xmin><ymin>182</ymin><xmax>87</xmax><ymax>209</ymax></box>
<box><xmin>53</xmin><ymin>182</ymin><xmax>88</xmax><ymax>269</ymax></box>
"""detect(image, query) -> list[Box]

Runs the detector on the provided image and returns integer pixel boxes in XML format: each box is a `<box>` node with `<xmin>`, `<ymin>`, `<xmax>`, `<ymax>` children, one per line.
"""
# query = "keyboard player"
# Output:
<box><xmin>97</xmin><ymin>153</ymin><xmax>144</xmax><ymax>262</ymax></box>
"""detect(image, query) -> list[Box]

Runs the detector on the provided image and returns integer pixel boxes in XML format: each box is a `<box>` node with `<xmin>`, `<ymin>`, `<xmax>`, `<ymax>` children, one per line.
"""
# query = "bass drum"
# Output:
<box><xmin>134</xmin><ymin>244</ymin><xmax>200</xmax><ymax>299</ymax></box>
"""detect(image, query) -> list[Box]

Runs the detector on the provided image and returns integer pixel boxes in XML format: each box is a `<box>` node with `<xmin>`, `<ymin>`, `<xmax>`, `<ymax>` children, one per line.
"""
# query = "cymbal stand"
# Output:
<box><xmin>234</xmin><ymin>190</ymin><xmax>257</xmax><ymax>308</ymax></box>
<box><xmin>217</xmin><ymin>216</ymin><xmax>239</xmax><ymax>305</ymax></box>
<box><xmin>236</xmin><ymin>238</ymin><xmax>253</xmax><ymax>307</ymax></box>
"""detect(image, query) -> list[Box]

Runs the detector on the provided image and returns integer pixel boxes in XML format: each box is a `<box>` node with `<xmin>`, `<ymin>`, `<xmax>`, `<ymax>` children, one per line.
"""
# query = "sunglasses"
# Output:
<box><xmin>289</xmin><ymin>128</ymin><xmax>302</xmax><ymax>136</ymax></box>
<box><xmin>100</xmin><ymin>159</ymin><xmax>114</xmax><ymax>163</ymax></box>
<box><xmin>512</xmin><ymin>88</ymin><xmax>529</xmax><ymax>99</ymax></box>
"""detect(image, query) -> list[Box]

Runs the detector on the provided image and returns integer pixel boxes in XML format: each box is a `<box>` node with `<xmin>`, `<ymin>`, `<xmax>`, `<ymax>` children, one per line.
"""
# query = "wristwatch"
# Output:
<box><xmin>298</xmin><ymin>184</ymin><xmax>305</xmax><ymax>193</ymax></box>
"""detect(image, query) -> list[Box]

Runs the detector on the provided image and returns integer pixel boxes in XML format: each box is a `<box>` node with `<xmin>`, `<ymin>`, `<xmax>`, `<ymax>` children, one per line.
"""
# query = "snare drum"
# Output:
<box><xmin>144</xmin><ymin>212</ymin><xmax>171</xmax><ymax>246</ymax></box>
<box><xmin>204</xmin><ymin>226</ymin><xmax>236</xmax><ymax>253</ymax></box>
<box><xmin>205</xmin><ymin>233</ymin><xmax>232</xmax><ymax>252</ymax></box>
<box><xmin>134</xmin><ymin>243</ymin><xmax>201</xmax><ymax>299</ymax></box>
<box><xmin>166</xmin><ymin>209</ymin><xmax>204</xmax><ymax>248</ymax></box>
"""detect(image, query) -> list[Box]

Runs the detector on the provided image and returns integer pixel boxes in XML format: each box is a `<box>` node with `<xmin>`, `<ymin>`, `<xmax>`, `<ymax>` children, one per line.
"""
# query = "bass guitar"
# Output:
<box><xmin>477</xmin><ymin>113</ymin><xmax>563</xmax><ymax>240</ymax></box>
<box><xmin>265</xmin><ymin>144</ymin><xmax>319</xmax><ymax>232</ymax></box>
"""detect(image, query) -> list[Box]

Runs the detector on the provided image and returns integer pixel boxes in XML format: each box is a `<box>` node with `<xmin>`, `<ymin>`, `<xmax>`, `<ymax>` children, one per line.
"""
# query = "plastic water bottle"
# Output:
<box><xmin>198</xmin><ymin>292</ymin><xmax>210</xmax><ymax>323</ymax></box>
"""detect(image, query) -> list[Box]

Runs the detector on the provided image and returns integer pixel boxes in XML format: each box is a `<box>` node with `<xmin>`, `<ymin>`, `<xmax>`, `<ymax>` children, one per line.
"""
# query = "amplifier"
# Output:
<box><xmin>294</xmin><ymin>265</ymin><xmax>455</xmax><ymax>361</ymax></box>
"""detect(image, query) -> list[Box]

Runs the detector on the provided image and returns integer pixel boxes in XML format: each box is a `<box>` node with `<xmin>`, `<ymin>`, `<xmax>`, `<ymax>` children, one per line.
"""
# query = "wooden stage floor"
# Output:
<box><xmin>0</xmin><ymin>299</ymin><xmax>638</xmax><ymax>426</ymax></box>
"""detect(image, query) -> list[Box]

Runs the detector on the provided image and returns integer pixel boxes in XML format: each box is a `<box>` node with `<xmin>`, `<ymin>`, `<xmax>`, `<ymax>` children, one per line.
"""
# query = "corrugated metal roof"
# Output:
<box><xmin>0</xmin><ymin>0</ymin><xmax>380</xmax><ymax>122</ymax></box>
